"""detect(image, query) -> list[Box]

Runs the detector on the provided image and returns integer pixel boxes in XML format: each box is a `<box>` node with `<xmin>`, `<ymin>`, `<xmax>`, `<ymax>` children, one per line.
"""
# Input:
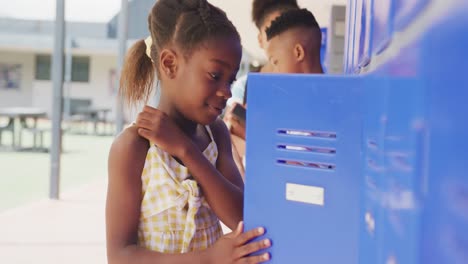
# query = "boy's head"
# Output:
<box><xmin>252</xmin><ymin>0</ymin><xmax>299</xmax><ymax>50</ymax></box>
<box><xmin>265</xmin><ymin>8</ymin><xmax>323</xmax><ymax>74</ymax></box>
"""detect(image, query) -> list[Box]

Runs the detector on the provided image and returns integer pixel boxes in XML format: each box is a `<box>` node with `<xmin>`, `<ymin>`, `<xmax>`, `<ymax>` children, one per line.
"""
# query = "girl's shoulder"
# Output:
<box><xmin>110</xmin><ymin>125</ymin><xmax>149</xmax><ymax>164</ymax></box>
<box><xmin>114</xmin><ymin>125</ymin><xmax>148</xmax><ymax>149</ymax></box>
<box><xmin>108</xmin><ymin>125</ymin><xmax>150</xmax><ymax>189</ymax></box>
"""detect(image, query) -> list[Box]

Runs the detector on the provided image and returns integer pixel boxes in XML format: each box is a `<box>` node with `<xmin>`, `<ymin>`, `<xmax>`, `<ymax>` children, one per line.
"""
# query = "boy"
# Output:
<box><xmin>265</xmin><ymin>8</ymin><xmax>324</xmax><ymax>74</ymax></box>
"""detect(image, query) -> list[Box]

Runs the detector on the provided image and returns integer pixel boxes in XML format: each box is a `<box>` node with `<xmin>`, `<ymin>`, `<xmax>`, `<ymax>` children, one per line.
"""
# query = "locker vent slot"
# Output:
<box><xmin>388</xmin><ymin>152</ymin><xmax>413</xmax><ymax>172</ymax></box>
<box><xmin>277</xmin><ymin>129</ymin><xmax>337</xmax><ymax>139</ymax></box>
<box><xmin>367</xmin><ymin>158</ymin><xmax>384</xmax><ymax>172</ymax></box>
<box><xmin>277</xmin><ymin>144</ymin><xmax>336</xmax><ymax>154</ymax></box>
<box><xmin>367</xmin><ymin>139</ymin><xmax>378</xmax><ymax>150</ymax></box>
<box><xmin>277</xmin><ymin>159</ymin><xmax>336</xmax><ymax>170</ymax></box>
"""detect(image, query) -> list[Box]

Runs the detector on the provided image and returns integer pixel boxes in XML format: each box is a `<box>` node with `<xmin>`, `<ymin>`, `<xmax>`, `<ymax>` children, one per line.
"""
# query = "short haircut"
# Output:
<box><xmin>265</xmin><ymin>8</ymin><xmax>320</xmax><ymax>41</ymax></box>
<box><xmin>252</xmin><ymin>0</ymin><xmax>299</xmax><ymax>29</ymax></box>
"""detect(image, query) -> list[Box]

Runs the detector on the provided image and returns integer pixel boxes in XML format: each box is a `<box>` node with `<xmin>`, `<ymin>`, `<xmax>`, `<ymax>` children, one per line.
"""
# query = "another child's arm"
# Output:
<box><xmin>224</xmin><ymin>102</ymin><xmax>247</xmax><ymax>140</ymax></box>
<box><xmin>107</xmin><ymin>126</ymin><xmax>270</xmax><ymax>264</ymax></box>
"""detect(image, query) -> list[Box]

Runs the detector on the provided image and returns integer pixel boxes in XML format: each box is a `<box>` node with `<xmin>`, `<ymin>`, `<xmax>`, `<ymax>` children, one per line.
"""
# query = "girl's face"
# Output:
<box><xmin>172</xmin><ymin>36</ymin><xmax>242</xmax><ymax>125</ymax></box>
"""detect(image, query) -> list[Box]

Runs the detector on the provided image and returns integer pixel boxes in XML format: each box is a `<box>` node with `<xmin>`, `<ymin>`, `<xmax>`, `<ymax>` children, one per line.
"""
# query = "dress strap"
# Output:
<box><xmin>205</xmin><ymin>125</ymin><xmax>215</xmax><ymax>142</ymax></box>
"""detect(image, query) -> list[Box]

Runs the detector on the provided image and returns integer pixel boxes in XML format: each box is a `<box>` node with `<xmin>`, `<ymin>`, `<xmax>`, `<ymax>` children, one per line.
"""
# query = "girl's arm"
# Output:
<box><xmin>106</xmin><ymin>126</ymin><xmax>207</xmax><ymax>264</ymax></box>
<box><xmin>177</xmin><ymin>119</ymin><xmax>245</xmax><ymax>230</ymax></box>
<box><xmin>211</xmin><ymin>119</ymin><xmax>245</xmax><ymax>190</ymax></box>
<box><xmin>106</xmin><ymin>126</ymin><xmax>270</xmax><ymax>264</ymax></box>
<box><xmin>136</xmin><ymin>107</ymin><xmax>246</xmax><ymax>230</ymax></box>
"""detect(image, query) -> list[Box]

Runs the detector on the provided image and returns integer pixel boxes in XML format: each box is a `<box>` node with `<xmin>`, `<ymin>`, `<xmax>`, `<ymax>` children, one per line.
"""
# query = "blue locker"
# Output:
<box><xmin>419</xmin><ymin>7</ymin><xmax>468</xmax><ymax>264</ymax></box>
<box><xmin>379</xmin><ymin>77</ymin><xmax>425</xmax><ymax>264</ymax></box>
<box><xmin>343</xmin><ymin>0</ymin><xmax>355</xmax><ymax>73</ymax></box>
<box><xmin>351</xmin><ymin>0</ymin><xmax>364</xmax><ymax>72</ymax></box>
<box><xmin>320</xmin><ymin>28</ymin><xmax>328</xmax><ymax>73</ymax></box>
<box><xmin>371</xmin><ymin>0</ymin><xmax>393</xmax><ymax>55</ymax></box>
<box><xmin>393</xmin><ymin>0</ymin><xmax>430</xmax><ymax>31</ymax></box>
<box><xmin>345</xmin><ymin>0</ymin><xmax>358</xmax><ymax>73</ymax></box>
<box><xmin>243</xmin><ymin>74</ymin><xmax>362</xmax><ymax>263</ymax></box>
<box><xmin>242</xmin><ymin>1</ymin><xmax>468</xmax><ymax>263</ymax></box>
<box><xmin>358</xmin><ymin>1</ymin><xmax>468</xmax><ymax>264</ymax></box>
<box><xmin>359</xmin><ymin>77</ymin><xmax>389</xmax><ymax>264</ymax></box>
<box><xmin>357</xmin><ymin>0</ymin><xmax>373</xmax><ymax>68</ymax></box>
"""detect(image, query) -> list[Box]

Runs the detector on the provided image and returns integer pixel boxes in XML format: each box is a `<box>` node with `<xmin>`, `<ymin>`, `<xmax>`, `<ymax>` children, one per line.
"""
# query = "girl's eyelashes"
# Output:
<box><xmin>209</xmin><ymin>72</ymin><xmax>221</xmax><ymax>81</ymax></box>
<box><xmin>209</xmin><ymin>72</ymin><xmax>236</xmax><ymax>85</ymax></box>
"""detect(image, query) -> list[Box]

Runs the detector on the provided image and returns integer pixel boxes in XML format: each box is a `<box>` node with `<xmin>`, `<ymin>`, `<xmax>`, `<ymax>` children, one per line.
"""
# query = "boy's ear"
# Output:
<box><xmin>294</xmin><ymin>43</ymin><xmax>305</xmax><ymax>62</ymax></box>
<box><xmin>159</xmin><ymin>49</ymin><xmax>178</xmax><ymax>79</ymax></box>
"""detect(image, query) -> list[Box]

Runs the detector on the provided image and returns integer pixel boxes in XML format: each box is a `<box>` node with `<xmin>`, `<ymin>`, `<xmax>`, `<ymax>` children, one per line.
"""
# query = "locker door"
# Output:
<box><xmin>244</xmin><ymin>74</ymin><xmax>362</xmax><ymax>264</ymax></box>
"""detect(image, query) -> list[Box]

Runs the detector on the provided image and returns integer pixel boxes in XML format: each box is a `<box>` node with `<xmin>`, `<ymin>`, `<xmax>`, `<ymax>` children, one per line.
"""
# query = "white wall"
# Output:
<box><xmin>0</xmin><ymin>51</ymin><xmax>34</xmax><ymax>107</ymax></box>
<box><xmin>68</xmin><ymin>54</ymin><xmax>117</xmax><ymax>110</ymax></box>
<box><xmin>28</xmin><ymin>54</ymin><xmax>117</xmax><ymax>119</ymax></box>
<box><xmin>327</xmin><ymin>5</ymin><xmax>347</xmax><ymax>73</ymax></box>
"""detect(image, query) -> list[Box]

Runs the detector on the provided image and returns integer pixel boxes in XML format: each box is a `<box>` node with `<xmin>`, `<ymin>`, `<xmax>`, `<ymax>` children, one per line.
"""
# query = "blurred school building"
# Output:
<box><xmin>0</xmin><ymin>0</ymin><xmax>346</xmax><ymax>122</ymax></box>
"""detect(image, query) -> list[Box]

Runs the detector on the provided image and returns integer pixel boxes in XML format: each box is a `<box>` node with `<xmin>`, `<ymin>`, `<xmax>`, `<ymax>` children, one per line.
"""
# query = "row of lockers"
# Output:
<box><xmin>243</xmin><ymin>0</ymin><xmax>468</xmax><ymax>263</ymax></box>
<box><xmin>344</xmin><ymin>0</ymin><xmax>431</xmax><ymax>73</ymax></box>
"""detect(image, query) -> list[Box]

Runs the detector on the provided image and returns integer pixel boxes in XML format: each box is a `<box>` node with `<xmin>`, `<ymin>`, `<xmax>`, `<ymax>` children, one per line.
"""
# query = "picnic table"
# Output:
<box><xmin>0</xmin><ymin>107</ymin><xmax>48</xmax><ymax>151</ymax></box>
<box><xmin>70</xmin><ymin>106</ymin><xmax>112</xmax><ymax>135</ymax></box>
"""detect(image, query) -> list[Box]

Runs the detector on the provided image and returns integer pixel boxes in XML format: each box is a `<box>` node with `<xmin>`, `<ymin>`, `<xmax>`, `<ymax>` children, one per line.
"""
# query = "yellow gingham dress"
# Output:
<box><xmin>138</xmin><ymin>126</ymin><xmax>223</xmax><ymax>253</ymax></box>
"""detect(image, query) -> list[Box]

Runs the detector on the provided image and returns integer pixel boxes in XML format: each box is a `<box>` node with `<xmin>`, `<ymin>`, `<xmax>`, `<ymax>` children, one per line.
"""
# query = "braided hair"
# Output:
<box><xmin>120</xmin><ymin>0</ymin><xmax>240</xmax><ymax>105</ymax></box>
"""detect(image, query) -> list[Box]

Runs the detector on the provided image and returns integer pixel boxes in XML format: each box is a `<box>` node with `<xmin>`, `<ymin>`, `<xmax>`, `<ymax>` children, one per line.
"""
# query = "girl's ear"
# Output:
<box><xmin>294</xmin><ymin>43</ymin><xmax>305</xmax><ymax>62</ymax></box>
<box><xmin>159</xmin><ymin>48</ymin><xmax>178</xmax><ymax>79</ymax></box>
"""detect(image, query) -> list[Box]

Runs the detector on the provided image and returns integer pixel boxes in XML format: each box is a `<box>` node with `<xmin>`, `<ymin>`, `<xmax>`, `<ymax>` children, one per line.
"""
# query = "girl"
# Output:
<box><xmin>106</xmin><ymin>0</ymin><xmax>270</xmax><ymax>263</ymax></box>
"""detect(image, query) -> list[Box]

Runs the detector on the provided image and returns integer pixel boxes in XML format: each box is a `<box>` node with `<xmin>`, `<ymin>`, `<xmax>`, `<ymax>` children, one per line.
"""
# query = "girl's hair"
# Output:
<box><xmin>252</xmin><ymin>0</ymin><xmax>299</xmax><ymax>29</ymax></box>
<box><xmin>120</xmin><ymin>0</ymin><xmax>240</xmax><ymax>105</ymax></box>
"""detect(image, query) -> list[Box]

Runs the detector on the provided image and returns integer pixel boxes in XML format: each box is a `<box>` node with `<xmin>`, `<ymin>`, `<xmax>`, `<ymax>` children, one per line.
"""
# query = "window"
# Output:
<box><xmin>71</xmin><ymin>56</ymin><xmax>90</xmax><ymax>82</ymax></box>
<box><xmin>34</xmin><ymin>55</ymin><xmax>90</xmax><ymax>82</ymax></box>
<box><xmin>35</xmin><ymin>55</ymin><xmax>51</xmax><ymax>81</ymax></box>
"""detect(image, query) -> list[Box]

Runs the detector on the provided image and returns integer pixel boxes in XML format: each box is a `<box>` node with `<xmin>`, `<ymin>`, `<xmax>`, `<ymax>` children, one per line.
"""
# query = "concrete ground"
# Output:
<box><xmin>0</xmin><ymin>120</ymin><xmax>112</xmax><ymax>263</ymax></box>
<box><xmin>0</xmin><ymin>120</ymin><xmax>231</xmax><ymax>263</ymax></box>
<box><xmin>0</xmin><ymin>179</ymin><xmax>107</xmax><ymax>264</ymax></box>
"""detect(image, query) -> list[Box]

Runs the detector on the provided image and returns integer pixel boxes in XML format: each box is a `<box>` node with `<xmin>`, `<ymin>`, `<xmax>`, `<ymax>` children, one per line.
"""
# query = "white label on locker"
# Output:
<box><xmin>286</xmin><ymin>183</ymin><xmax>325</xmax><ymax>206</ymax></box>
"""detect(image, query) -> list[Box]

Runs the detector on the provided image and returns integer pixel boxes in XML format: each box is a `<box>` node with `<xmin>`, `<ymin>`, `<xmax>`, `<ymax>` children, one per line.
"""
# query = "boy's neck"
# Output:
<box><xmin>157</xmin><ymin>99</ymin><xmax>198</xmax><ymax>136</ymax></box>
<box><xmin>303</xmin><ymin>60</ymin><xmax>324</xmax><ymax>74</ymax></box>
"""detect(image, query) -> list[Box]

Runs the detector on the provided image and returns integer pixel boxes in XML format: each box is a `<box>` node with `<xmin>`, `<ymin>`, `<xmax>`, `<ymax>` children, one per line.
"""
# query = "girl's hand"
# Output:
<box><xmin>136</xmin><ymin>106</ymin><xmax>191</xmax><ymax>158</ymax></box>
<box><xmin>206</xmin><ymin>221</ymin><xmax>271</xmax><ymax>264</ymax></box>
